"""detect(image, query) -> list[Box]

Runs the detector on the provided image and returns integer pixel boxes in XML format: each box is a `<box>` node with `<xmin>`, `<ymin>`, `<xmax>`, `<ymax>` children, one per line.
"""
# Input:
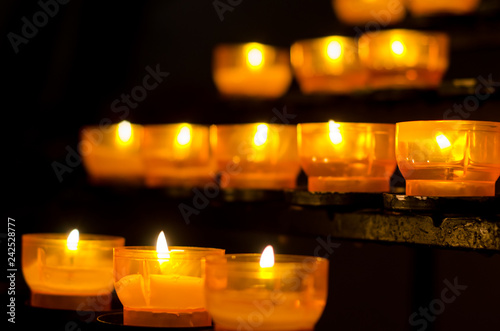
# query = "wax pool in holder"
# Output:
<box><xmin>212</xmin><ymin>42</ymin><xmax>292</xmax><ymax>98</ymax></box>
<box><xmin>113</xmin><ymin>232</ymin><xmax>225</xmax><ymax>327</ymax></box>
<box><xmin>80</xmin><ymin>121</ymin><xmax>144</xmax><ymax>184</ymax></box>
<box><xmin>396</xmin><ymin>120</ymin><xmax>500</xmax><ymax>197</ymax></box>
<box><xmin>205</xmin><ymin>245</ymin><xmax>329</xmax><ymax>331</ymax></box>
<box><xmin>358</xmin><ymin>29</ymin><xmax>449</xmax><ymax>89</ymax></box>
<box><xmin>290</xmin><ymin>35</ymin><xmax>368</xmax><ymax>94</ymax></box>
<box><xmin>142</xmin><ymin>123</ymin><xmax>215</xmax><ymax>188</ymax></box>
<box><xmin>210</xmin><ymin>123</ymin><xmax>300</xmax><ymax>189</ymax></box>
<box><xmin>298</xmin><ymin>121</ymin><xmax>396</xmax><ymax>193</ymax></box>
<box><xmin>22</xmin><ymin>230</ymin><xmax>125</xmax><ymax>310</ymax></box>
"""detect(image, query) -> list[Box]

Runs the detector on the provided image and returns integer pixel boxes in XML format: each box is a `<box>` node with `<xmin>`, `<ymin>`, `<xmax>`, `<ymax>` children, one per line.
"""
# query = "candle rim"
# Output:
<box><xmin>22</xmin><ymin>233</ymin><xmax>125</xmax><ymax>247</ymax></box>
<box><xmin>114</xmin><ymin>246</ymin><xmax>225</xmax><ymax>259</ymax></box>
<box><xmin>359</xmin><ymin>28</ymin><xmax>449</xmax><ymax>40</ymax></box>
<box><xmin>206</xmin><ymin>253</ymin><xmax>328</xmax><ymax>265</ymax></box>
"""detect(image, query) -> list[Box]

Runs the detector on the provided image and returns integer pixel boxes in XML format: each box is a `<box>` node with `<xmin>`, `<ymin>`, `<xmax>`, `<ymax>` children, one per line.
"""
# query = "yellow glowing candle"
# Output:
<box><xmin>142</xmin><ymin>123</ymin><xmax>215</xmax><ymax>188</ymax></box>
<box><xmin>407</xmin><ymin>0</ymin><xmax>480</xmax><ymax>16</ymax></box>
<box><xmin>332</xmin><ymin>0</ymin><xmax>406</xmax><ymax>25</ymax></box>
<box><xmin>298</xmin><ymin>121</ymin><xmax>396</xmax><ymax>193</ymax></box>
<box><xmin>212</xmin><ymin>42</ymin><xmax>292</xmax><ymax>98</ymax></box>
<box><xmin>114</xmin><ymin>233</ymin><xmax>224</xmax><ymax>327</ymax></box>
<box><xmin>205</xmin><ymin>250</ymin><xmax>329</xmax><ymax>331</ymax></box>
<box><xmin>396</xmin><ymin>120</ymin><xmax>500</xmax><ymax>196</ymax></box>
<box><xmin>210</xmin><ymin>123</ymin><xmax>300</xmax><ymax>189</ymax></box>
<box><xmin>291</xmin><ymin>36</ymin><xmax>368</xmax><ymax>94</ymax></box>
<box><xmin>22</xmin><ymin>231</ymin><xmax>124</xmax><ymax>311</ymax></box>
<box><xmin>80</xmin><ymin>121</ymin><xmax>144</xmax><ymax>184</ymax></box>
<box><xmin>358</xmin><ymin>29</ymin><xmax>449</xmax><ymax>89</ymax></box>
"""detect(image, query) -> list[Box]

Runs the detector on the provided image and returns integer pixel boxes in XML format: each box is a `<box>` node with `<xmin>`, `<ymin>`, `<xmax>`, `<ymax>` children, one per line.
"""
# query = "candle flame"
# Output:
<box><xmin>156</xmin><ymin>231</ymin><xmax>170</xmax><ymax>261</ymax></box>
<box><xmin>326</xmin><ymin>40</ymin><xmax>342</xmax><ymax>60</ymax></box>
<box><xmin>329</xmin><ymin>120</ymin><xmax>342</xmax><ymax>145</ymax></box>
<box><xmin>253</xmin><ymin>124</ymin><xmax>269</xmax><ymax>147</ymax></box>
<box><xmin>117</xmin><ymin>121</ymin><xmax>133</xmax><ymax>145</ymax></box>
<box><xmin>436</xmin><ymin>133</ymin><xmax>452</xmax><ymax>149</ymax></box>
<box><xmin>67</xmin><ymin>229</ymin><xmax>79</xmax><ymax>251</ymax></box>
<box><xmin>176</xmin><ymin>125</ymin><xmax>192</xmax><ymax>146</ymax></box>
<box><xmin>247</xmin><ymin>47</ymin><xmax>263</xmax><ymax>68</ymax></box>
<box><xmin>391</xmin><ymin>40</ymin><xmax>405</xmax><ymax>56</ymax></box>
<box><xmin>260</xmin><ymin>245</ymin><xmax>274</xmax><ymax>268</ymax></box>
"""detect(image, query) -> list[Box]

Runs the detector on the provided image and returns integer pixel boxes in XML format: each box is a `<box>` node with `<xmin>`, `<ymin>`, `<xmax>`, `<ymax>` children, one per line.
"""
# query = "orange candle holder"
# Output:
<box><xmin>205</xmin><ymin>253</ymin><xmax>329</xmax><ymax>331</ymax></box>
<box><xmin>396</xmin><ymin>120</ymin><xmax>500</xmax><ymax>197</ymax></box>
<box><xmin>290</xmin><ymin>36</ymin><xmax>368</xmax><ymax>94</ymax></box>
<box><xmin>407</xmin><ymin>0</ymin><xmax>480</xmax><ymax>16</ymax></box>
<box><xmin>210</xmin><ymin>123</ymin><xmax>300</xmax><ymax>190</ymax></box>
<box><xmin>358</xmin><ymin>29</ymin><xmax>449</xmax><ymax>89</ymax></box>
<box><xmin>212</xmin><ymin>42</ymin><xmax>292</xmax><ymax>98</ymax></box>
<box><xmin>142</xmin><ymin>123</ymin><xmax>215</xmax><ymax>188</ymax></box>
<box><xmin>298</xmin><ymin>122</ymin><xmax>396</xmax><ymax>192</ymax></box>
<box><xmin>332</xmin><ymin>0</ymin><xmax>406</xmax><ymax>25</ymax></box>
<box><xmin>113</xmin><ymin>246</ymin><xmax>225</xmax><ymax>328</ymax></box>
<box><xmin>22</xmin><ymin>233</ymin><xmax>125</xmax><ymax>311</ymax></box>
<box><xmin>80</xmin><ymin>121</ymin><xmax>144</xmax><ymax>184</ymax></box>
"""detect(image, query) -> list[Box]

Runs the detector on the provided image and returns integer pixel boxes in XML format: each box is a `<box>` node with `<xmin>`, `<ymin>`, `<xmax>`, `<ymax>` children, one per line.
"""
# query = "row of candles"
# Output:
<box><xmin>82</xmin><ymin>120</ymin><xmax>500</xmax><ymax>198</ymax></box>
<box><xmin>22</xmin><ymin>230</ymin><xmax>327</xmax><ymax>329</ymax></box>
<box><xmin>332</xmin><ymin>0</ymin><xmax>481</xmax><ymax>25</ymax></box>
<box><xmin>213</xmin><ymin>29</ymin><xmax>449</xmax><ymax>97</ymax></box>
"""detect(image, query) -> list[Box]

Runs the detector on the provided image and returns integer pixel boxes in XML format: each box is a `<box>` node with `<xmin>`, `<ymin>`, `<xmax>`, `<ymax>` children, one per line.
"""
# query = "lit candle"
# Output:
<box><xmin>297</xmin><ymin>121</ymin><xmax>396</xmax><ymax>192</ymax></box>
<box><xmin>358</xmin><ymin>29</ymin><xmax>449</xmax><ymax>89</ymax></box>
<box><xmin>210</xmin><ymin>123</ymin><xmax>300</xmax><ymax>189</ymax></box>
<box><xmin>22</xmin><ymin>230</ymin><xmax>124</xmax><ymax>310</ymax></box>
<box><xmin>332</xmin><ymin>0</ymin><xmax>406</xmax><ymax>25</ymax></box>
<box><xmin>290</xmin><ymin>36</ymin><xmax>368</xmax><ymax>94</ymax></box>
<box><xmin>113</xmin><ymin>232</ymin><xmax>224</xmax><ymax>327</ymax></box>
<box><xmin>396</xmin><ymin>120</ymin><xmax>500</xmax><ymax>196</ymax></box>
<box><xmin>407</xmin><ymin>0</ymin><xmax>480</xmax><ymax>16</ymax></box>
<box><xmin>212</xmin><ymin>42</ymin><xmax>292</xmax><ymax>98</ymax></box>
<box><xmin>80</xmin><ymin>121</ymin><xmax>144</xmax><ymax>184</ymax></box>
<box><xmin>205</xmin><ymin>246</ymin><xmax>329</xmax><ymax>331</ymax></box>
<box><xmin>142</xmin><ymin>123</ymin><xmax>215</xmax><ymax>188</ymax></box>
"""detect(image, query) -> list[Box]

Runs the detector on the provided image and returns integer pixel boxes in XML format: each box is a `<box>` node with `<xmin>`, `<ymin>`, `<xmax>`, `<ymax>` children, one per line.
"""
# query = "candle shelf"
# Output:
<box><xmin>285</xmin><ymin>189</ymin><xmax>384</xmax><ymax>209</ymax></box>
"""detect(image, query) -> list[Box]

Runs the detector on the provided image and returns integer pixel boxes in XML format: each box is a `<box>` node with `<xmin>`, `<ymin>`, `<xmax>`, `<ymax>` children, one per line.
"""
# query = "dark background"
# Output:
<box><xmin>3</xmin><ymin>0</ymin><xmax>500</xmax><ymax>330</ymax></box>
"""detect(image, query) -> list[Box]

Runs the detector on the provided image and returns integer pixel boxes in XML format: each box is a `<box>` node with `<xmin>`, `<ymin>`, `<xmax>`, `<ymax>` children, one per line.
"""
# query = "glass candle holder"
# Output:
<box><xmin>205</xmin><ymin>254</ymin><xmax>329</xmax><ymax>331</ymax></box>
<box><xmin>358</xmin><ymin>29</ymin><xmax>449</xmax><ymax>89</ymax></box>
<box><xmin>212</xmin><ymin>42</ymin><xmax>292</xmax><ymax>98</ymax></box>
<box><xmin>114</xmin><ymin>246</ymin><xmax>225</xmax><ymax>328</ymax></box>
<box><xmin>298</xmin><ymin>122</ymin><xmax>396</xmax><ymax>192</ymax></box>
<box><xmin>290</xmin><ymin>36</ymin><xmax>368</xmax><ymax>94</ymax></box>
<box><xmin>396</xmin><ymin>120</ymin><xmax>500</xmax><ymax>197</ymax></box>
<box><xmin>22</xmin><ymin>233</ymin><xmax>125</xmax><ymax>310</ymax></box>
<box><xmin>142</xmin><ymin>123</ymin><xmax>215</xmax><ymax>188</ymax></box>
<box><xmin>407</xmin><ymin>0</ymin><xmax>481</xmax><ymax>16</ymax></box>
<box><xmin>332</xmin><ymin>0</ymin><xmax>406</xmax><ymax>25</ymax></box>
<box><xmin>80</xmin><ymin>121</ymin><xmax>144</xmax><ymax>184</ymax></box>
<box><xmin>211</xmin><ymin>123</ymin><xmax>300</xmax><ymax>190</ymax></box>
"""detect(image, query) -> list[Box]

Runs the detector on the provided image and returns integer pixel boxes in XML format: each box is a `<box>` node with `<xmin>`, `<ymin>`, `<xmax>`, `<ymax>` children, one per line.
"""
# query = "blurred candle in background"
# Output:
<box><xmin>396</xmin><ymin>120</ymin><xmax>500</xmax><ymax>196</ymax></box>
<box><xmin>142</xmin><ymin>123</ymin><xmax>214</xmax><ymax>188</ymax></box>
<box><xmin>358</xmin><ymin>29</ymin><xmax>449</xmax><ymax>90</ymax></box>
<box><xmin>212</xmin><ymin>42</ymin><xmax>292</xmax><ymax>98</ymax></box>
<box><xmin>406</xmin><ymin>0</ymin><xmax>481</xmax><ymax>16</ymax></box>
<box><xmin>298</xmin><ymin>121</ymin><xmax>396</xmax><ymax>193</ymax></box>
<box><xmin>210</xmin><ymin>123</ymin><xmax>300</xmax><ymax>190</ymax></box>
<box><xmin>80</xmin><ymin>121</ymin><xmax>144</xmax><ymax>184</ymax></box>
<box><xmin>332</xmin><ymin>0</ymin><xmax>406</xmax><ymax>25</ymax></box>
<box><xmin>291</xmin><ymin>36</ymin><xmax>368</xmax><ymax>94</ymax></box>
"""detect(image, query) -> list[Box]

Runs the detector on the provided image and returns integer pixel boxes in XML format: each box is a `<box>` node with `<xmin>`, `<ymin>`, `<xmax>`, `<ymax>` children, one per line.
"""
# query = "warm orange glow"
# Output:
<box><xmin>117</xmin><ymin>121</ymin><xmax>133</xmax><ymax>145</ymax></box>
<box><xmin>253</xmin><ymin>124</ymin><xmax>269</xmax><ymax>147</ymax></box>
<box><xmin>328</xmin><ymin>120</ymin><xmax>343</xmax><ymax>145</ymax></box>
<box><xmin>66</xmin><ymin>229</ymin><xmax>79</xmax><ymax>251</ymax></box>
<box><xmin>326</xmin><ymin>40</ymin><xmax>342</xmax><ymax>60</ymax></box>
<box><xmin>259</xmin><ymin>245</ymin><xmax>275</xmax><ymax>268</ymax></box>
<box><xmin>435</xmin><ymin>133</ymin><xmax>451</xmax><ymax>149</ymax></box>
<box><xmin>391</xmin><ymin>40</ymin><xmax>405</xmax><ymax>55</ymax></box>
<box><xmin>247</xmin><ymin>47</ymin><xmax>264</xmax><ymax>68</ymax></box>
<box><xmin>176</xmin><ymin>125</ymin><xmax>192</xmax><ymax>146</ymax></box>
